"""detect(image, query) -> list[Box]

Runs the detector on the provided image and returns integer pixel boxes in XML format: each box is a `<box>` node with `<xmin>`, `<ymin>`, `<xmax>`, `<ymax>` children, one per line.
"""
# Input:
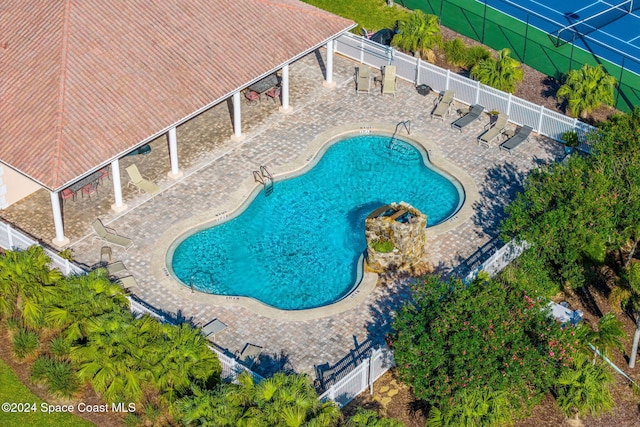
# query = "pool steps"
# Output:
<box><xmin>252</xmin><ymin>165</ymin><xmax>274</xmax><ymax>196</ymax></box>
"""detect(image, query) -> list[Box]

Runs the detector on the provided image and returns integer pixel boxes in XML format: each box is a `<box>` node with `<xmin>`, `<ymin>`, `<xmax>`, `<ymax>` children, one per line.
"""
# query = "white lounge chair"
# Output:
<box><xmin>91</xmin><ymin>219</ymin><xmax>134</xmax><ymax>252</ymax></box>
<box><xmin>381</xmin><ymin>65</ymin><xmax>397</xmax><ymax>96</ymax></box>
<box><xmin>126</xmin><ymin>164</ymin><xmax>160</xmax><ymax>197</ymax></box>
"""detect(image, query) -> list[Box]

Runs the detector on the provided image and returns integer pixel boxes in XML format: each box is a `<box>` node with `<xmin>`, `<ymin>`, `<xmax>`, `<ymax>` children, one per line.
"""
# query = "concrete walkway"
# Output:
<box><xmin>0</xmin><ymin>50</ymin><xmax>565</xmax><ymax>379</ymax></box>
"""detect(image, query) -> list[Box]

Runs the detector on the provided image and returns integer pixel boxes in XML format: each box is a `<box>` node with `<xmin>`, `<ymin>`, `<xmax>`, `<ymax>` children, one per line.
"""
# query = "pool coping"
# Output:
<box><xmin>150</xmin><ymin>123</ymin><xmax>480</xmax><ymax>320</ymax></box>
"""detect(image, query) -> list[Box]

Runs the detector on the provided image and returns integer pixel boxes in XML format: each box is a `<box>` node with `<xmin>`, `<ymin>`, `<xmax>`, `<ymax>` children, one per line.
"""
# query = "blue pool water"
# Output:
<box><xmin>171</xmin><ymin>135</ymin><xmax>463</xmax><ymax>310</ymax></box>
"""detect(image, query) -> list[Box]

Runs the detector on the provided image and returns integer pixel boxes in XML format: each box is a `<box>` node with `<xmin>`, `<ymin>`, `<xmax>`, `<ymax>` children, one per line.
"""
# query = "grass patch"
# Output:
<box><xmin>0</xmin><ymin>358</ymin><xmax>94</xmax><ymax>427</ymax></box>
<box><xmin>302</xmin><ymin>0</ymin><xmax>410</xmax><ymax>34</ymax></box>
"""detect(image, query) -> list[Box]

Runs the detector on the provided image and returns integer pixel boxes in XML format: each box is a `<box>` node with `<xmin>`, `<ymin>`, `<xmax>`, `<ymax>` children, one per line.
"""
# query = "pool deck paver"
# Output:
<box><xmin>0</xmin><ymin>51</ymin><xmax>565</xmax><ymax>379</ymax></box>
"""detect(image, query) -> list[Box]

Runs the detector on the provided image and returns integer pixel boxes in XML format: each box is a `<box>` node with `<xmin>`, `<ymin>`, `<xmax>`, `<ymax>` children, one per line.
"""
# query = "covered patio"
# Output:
<box><xmin>1</xmin><ymin>0</ymin><xmax>354</xmax><ymax>247</ymax></box>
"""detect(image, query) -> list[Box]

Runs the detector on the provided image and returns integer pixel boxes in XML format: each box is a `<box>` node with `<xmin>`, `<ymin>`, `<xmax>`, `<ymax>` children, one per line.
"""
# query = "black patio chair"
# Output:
<box><xmin>500</xmin><ymin>125</ymin><xmax>533</xmax><ymax>154</ymax></box>
<box><xmin>451</xmin><ymin>104</ymin><xmax>484</xmax><ymax>132</ymax></box>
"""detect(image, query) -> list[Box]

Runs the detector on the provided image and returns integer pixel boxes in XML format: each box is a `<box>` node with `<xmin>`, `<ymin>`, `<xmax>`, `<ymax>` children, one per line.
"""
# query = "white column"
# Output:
<box><xmin>110</xmin><ymin>159</ymin><xmax>128</xmax><ymax>212</ymax></box>
<box><xmin>231</xmin><ymin>91</ymin><xmax>245</xmax><ymax>141</ymax></box>
<box><xmin>323</xmin><ymin>39</ymin><xmax>336</xmax><ymax>88</ymax></box>
<box><xmin>167</xmin><ymin>127</ymin><xmax>183</xmax><ymax>179</ymax></box>
<box><xmin>50</xmin><ymin>191</ymin><xmax>69</xmax><ymax>247</ymax></box>
<box><xmin>279</xmin><ymin>64</ymin><xmax>292</xmax><ymax>114</ymax></box>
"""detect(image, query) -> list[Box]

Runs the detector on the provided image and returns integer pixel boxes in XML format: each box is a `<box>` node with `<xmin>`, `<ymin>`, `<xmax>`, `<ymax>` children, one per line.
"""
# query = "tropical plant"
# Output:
<box><xmin>70</xmin><ymin>311</ymin><xmax>154</xmax><ymax>403</ymax></box>
<box><xmin>561</xmin><ymin>130</ymin><xmax>580</xmax><ymax>148</ymax></box>
<box><xmin>0</xmin><ymin>246</ymin><xmax>63</xmax><ymax>328</ymax></box>
<box><xmin>556</xmin><ymin>64</ymin><xmax>616</xmax><ymax>118</ymax></box>
<box><xmin>45</xmin><ymin>268</ymin><xmax>129</xmax><ymax>343</ymax></box>
<box><xmin>443</xmin><ymin>38</ymin><xmax>467</xmax><ymax>67</ymax></box>
<box><xmin>148</xmin><ymin>322</ymin><xmax>222</xmax><ymax>408</ymax></box>
<box><xmin>371</xmin><ymin>239</ymin><xmax>394</xmax><ymax>253</ymax></box>
<box><xmin>345</xmin><ymin>408</ymin><xmax>405</xmax><ymax>427</ymax></box>
<box><xmin>392</xmin><ymin>10</ymin><xmax>441</xmax><ymax>62</ymax></box>
<box><xmin>470</xmin><ymin>48</ymin><xmax>523</xmax><ymax>93</ymax></box>
<box><xmin>610</xmin><ymin>262</ymin><xmax>640</xmax><ymax>368</ymax></box>
<box><xmin>464</xmin><ymin>45</ymin><xmax>492</xmax><ymax>69</ymax></box>
<box><xmin>581</xmin><ymin>312</ymin><xmax>626</xmax><ymax>362</ymax></box>
<box><xmin>178</xmin><ymin>372</ymin><xmax>341</xmax><ymax>427</ymax></box>
<box><xmin>427</xmin><ymin>388</ymin><xmax>514</xmax><ymax>427</ymax></box>
<box><xmin>554</xmin><ymin>352</ymin><xmax>615</xmax><ymax>420</ymax></box>
<box><xmin>30</xmin><ymin>356</ymin><xmax>79</xmax><ymax>398</ymax></box>
<box><xmin>12</xmin><ymin>328</ymin><xmax>39</xmax><ymax>360</ymax></box>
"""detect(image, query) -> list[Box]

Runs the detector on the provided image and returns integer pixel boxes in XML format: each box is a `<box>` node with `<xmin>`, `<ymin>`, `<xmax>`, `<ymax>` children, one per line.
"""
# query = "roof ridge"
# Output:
<box><xmin>51</xmin><ymin>0</ymin><xmax>74</xmax><ymax>188</ymax></box>
<box><xmin>257</xmin><ymin>0</ymin><xmax>350</xmax><ymax>21</ymax></box>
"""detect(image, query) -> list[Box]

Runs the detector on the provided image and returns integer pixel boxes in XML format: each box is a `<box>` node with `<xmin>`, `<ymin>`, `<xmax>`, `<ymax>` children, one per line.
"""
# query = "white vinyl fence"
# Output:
<box><xmin>0</xmin><ymin>221</ymin><xmax>84</xmax><ymax>275</ymax></box>
<box><xmin>318</xmin><ymin>347</ymin><xmax>394</xmax><ymax>408</ymax></box>
<box><xmin>335</xmin><ymin>33</ymin><xmax>595</xmax><ymax>151</ymax></box>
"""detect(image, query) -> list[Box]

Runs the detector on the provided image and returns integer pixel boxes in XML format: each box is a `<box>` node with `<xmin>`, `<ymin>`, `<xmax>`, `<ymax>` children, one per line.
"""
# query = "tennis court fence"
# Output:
<box><xmin>336</xmin><ymin>32</ymin><xmax>595</xmax><ymax>151</ymax></box>
<box><xmin>398</xmin><ymin>0</ymin><xmax>640</xmax><ymax>112</ymax></box>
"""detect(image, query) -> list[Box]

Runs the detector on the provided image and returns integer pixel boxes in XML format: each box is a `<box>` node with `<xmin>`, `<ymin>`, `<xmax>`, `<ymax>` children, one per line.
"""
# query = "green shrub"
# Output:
<box><xmin>44</xmin><ymin>359</ymin><xmax>78</xmax><ymax>398</ymax></box>
<box><xmin>464</xmin><ymin>45</ymin><xmax>491</xmax><ymax>69</ymax></box>
<box><xmin>443</xmin><ymin>38</ymin><xmax>467</xmax><ymax>67</ymax></box>
<box><xmin>12</xmin><ymin>328</ymin><xmax>39</xmax><ymax>359</ymax></box>
<box><xmin>371</xmin><ymin>239</ymin><xmax>395</xmax><ymax>253</ymax></box>
<box><xmin>49</xmin><ymin>336</ymin><xmax>71</xmax><ymax>360</ymax></box>
<box><xmin>562</xmin><ymin>130</ymin><xmax>580</xmax><ymax>148</ymax></box>
<box><xmin>30</xmin><ymin>356</ymin><xmax>51</xmax><ymax>384</ymax></box>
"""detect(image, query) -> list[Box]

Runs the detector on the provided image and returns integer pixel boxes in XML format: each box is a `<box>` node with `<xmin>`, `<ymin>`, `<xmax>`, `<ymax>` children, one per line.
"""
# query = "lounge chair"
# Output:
<box><xmin>381</xmin><ymin>65</ymin><xmax>396</xmax><ymax>96</ymax></box>
<box><xmin>119</xmin><ymin>275</ymin><xmax>139</xmax><ymax>290</ymax></box>
<box><xmin>125</xmin><ymin>164</ymin><xmax>160</xmax><ymax>197</ymax></box>
<box><xmin>356</xmin><ymin>66</ymin><xmax>371</xmax><ymax>95</ymax></box>
<box><xmin>106</xmin><ymin>261</ymin><xmax>128</xmax><ymax>276</ymax></box>
<box><xmin>500</xmin><ymin>125</ymin><xmax>533</xmax><ymax>154</ymax></box>
<box><xmin>91</xmin><ymin>219</ymin><xmax>134</xmax><ymax>252</ymax></box>
<box><xmin>201</xmin><ymin>319</ymin><xmax>227</xmax><ymax>341</ymax></box>
<box><xmin>451</xmin><ymin>104</ymin><xmax>484</xmax><ymax>132</ymax></box>
<box><xmin>431</xmin><ymin>90</ymin><xmax>454</xmax><ymax>120</ymax></box>
<box><xmin>238</xmin><ymin>343</ymin><xmax>263</xmax><ymax>369</ymax></box>
<box><xmin>478</xmin><ymin>113</ymin><xmax>509</xmax><ymax>147</ymax></box>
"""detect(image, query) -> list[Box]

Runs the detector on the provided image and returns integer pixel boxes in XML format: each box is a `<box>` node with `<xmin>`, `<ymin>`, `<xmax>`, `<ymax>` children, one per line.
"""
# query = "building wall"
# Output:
<box><xmin>0</xmin><ymin>165</ymin><xmax>42</xmax><ymax>209</ymax></box>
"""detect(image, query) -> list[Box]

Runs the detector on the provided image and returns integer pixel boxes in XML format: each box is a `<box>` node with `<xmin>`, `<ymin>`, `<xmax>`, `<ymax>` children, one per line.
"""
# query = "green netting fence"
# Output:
<box><xmin>400</xmin><ymin>0</ymin><xmax>640</xmax><ymax>112</ymax></box>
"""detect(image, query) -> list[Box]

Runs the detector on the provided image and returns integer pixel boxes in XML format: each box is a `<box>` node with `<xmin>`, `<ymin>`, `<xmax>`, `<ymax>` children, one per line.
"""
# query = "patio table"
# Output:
<box><xmin>69</xmin><ymin>170</ymin><xmax>103</xmax><ymax>193</ymax></box>
<box><xmin>248</xmin><ymin>74</ymin><xmax>278</xmax><ymax>96</ymax></box>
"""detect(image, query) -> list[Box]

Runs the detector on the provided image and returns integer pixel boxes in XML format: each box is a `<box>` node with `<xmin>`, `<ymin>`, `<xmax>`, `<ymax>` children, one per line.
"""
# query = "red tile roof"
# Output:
<box><xmin>1</xmin><ymin>0</ymin><xmax>354</xmax><ymax>190</ymax></box>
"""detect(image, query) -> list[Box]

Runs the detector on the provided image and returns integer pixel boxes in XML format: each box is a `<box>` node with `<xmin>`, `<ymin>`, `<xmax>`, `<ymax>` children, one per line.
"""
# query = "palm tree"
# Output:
<box><xmin>427</xmin><ymin>388</ymin><xmax>513</xmax><ymax>427</ymax></box>
<box><xmin>391</xmin><ymin>10</ymin><xmax>441</xmax><ymax>62</ymax></box>
<box><xmin>556</xmin><ymin>64</ymin><xmax>616</xmax><ymax>118</ymax></box>
<box><xmin>71</xmin><ymin>312</ymin><xmax>156</xmax><ymax>403</ymax></box>
<box><xmin>0</xmin><ymin>246</ymin><xmax>63</xmax><ymax>328</ymax></box>
<box><xmin>610</xmin><ymin>261</ymin><xmax>640</xmax><ymax>368</ymax></box>
<box><xmin>554</xmin><ymin>352</ymin><xmax>614</xmax><ymax>421</ymax></box>
<box><xmin>150</xmin><ymin>323</ymin><xmax>222</xmax><ymax>408</ymax></box>
<box><xmin>45</xmin><ymin>269</ymin><xmax>129</xmax><ymax>342</ymax></box>
<box><xmin>178</xmin><ymin>372</ymin><xmax>341</xmax><ymax>427</ymax></box>
<box><xmin>470</xmin><ymin>48</ymin><xmax>524</xmax><ymax>93</ymax></box>
<box><xmin>582</xmin><ymin>312</ymin><xmax>626</xmax><ymax>364</ymax></box>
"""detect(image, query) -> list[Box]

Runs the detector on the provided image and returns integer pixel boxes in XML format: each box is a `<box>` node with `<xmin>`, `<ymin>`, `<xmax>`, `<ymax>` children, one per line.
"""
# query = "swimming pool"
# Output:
<box><xmin>170</xmin><ymin>134</ymin><xmax>464</xmax><ymax>310</ymax></box>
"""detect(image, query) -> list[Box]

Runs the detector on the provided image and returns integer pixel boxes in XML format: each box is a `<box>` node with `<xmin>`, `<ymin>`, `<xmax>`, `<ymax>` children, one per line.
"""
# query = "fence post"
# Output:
<box><xmin>360</xmin><ymin>37</ymin><xmax>364</xmax><ymax>63</ymax></box>
<box><xmin>65</xmin><ymin>259</ymin><xmax>70</xmax><ymax>275</ymax></box>
<box><xmin>445</xmin><ymin>69</ymin><xmax>451</xmax><ymax>90</ymax></box>
<box><xmin>506</xmin><ymin>93</ymin><xmax>512</xmax><ymax>116</ymax></box>
<box><xmin>537</xmin><ymin>105</ymin><xmax>545</xmax><ymax>133</ymax></box>
<box><xmin>6</xmin><ymin>223</ymin><xmax>13</xmax><ymax>248</ymax></box>
<box><xmin>416</xmin><ymin>56</ymin><xmax>421</xmax><ymax>86</ymax></box>
<box><xmin>329</xmin><ymin>384</ymin><xmax>336</xmax><ymax>402</ymax></box>
<box><xmin>361</xmin><ymin>359</ymin><xmax>369</xmax><ymax>393</ymax></box>
<box><xmin>475</xmin><ymin>80</ymin><xmax>481</xmax><ymax>104</ymax></box>
<box><xmin>368</xmin><ymin>350</ymin><xmax>376</xmax><ymax>395</ymax></box>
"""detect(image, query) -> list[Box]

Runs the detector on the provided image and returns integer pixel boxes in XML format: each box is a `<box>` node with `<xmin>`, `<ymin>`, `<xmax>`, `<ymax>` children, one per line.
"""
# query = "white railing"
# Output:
<box><xmin>335</xmin><ymin>33</ymin><xmax>595</xmax><ymax>151</ymax></box>
<box><xmin>0</xmin><ymin>220</ymin><xmax>84</xmax><ymax>275</ymax></box>
<box><xmin>464</xmin><ymin>239</ymin><xmax>530</xmax><ymax>283</ymax></box>
<box><xmin>318</xmin><ymin>347</ymin><xmax>394</xmax><ymax>408</ymax></box>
